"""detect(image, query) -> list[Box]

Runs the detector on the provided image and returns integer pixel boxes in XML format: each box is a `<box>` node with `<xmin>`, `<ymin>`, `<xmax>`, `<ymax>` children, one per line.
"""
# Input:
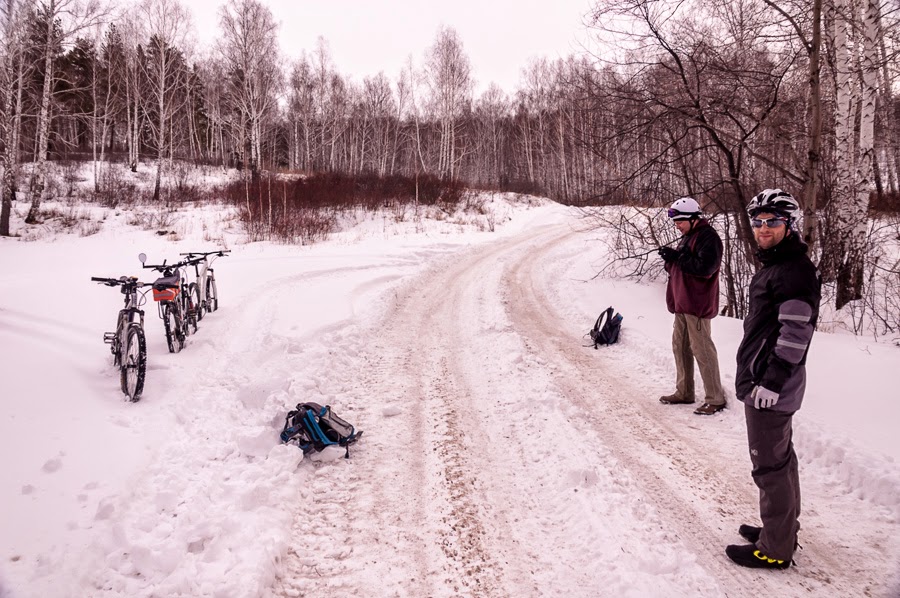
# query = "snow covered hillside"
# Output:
<box><xmin>1</xmin><ymin>196</ymin><xmax>898</xmax><ymax>597</ymax></box>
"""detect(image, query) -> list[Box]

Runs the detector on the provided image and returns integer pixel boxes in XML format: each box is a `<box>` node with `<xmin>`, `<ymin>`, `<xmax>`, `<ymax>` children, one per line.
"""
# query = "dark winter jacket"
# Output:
<box><xmin>665</xmin><ymin>219</ymin><xmax>723</xmax><ymax>319</ymax></box>
<box><xmin>735</xmin><ymin>232</ymin><xmax>821</xmax><ymax>413</ymax></box>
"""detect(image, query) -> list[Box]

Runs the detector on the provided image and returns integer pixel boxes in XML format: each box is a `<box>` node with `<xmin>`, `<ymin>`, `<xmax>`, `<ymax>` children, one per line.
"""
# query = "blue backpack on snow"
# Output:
<box><xmin>280</xmin><ymin>402</ymin><xmax>363</xmax><ymax>458</ymax></box>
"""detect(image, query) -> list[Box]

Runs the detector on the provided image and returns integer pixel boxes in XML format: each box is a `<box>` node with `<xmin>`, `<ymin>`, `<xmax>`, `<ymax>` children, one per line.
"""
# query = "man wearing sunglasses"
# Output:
<box><xmin>727</xmin><ymin>188</ymin><xmax>821</xmax><ymax>570</ymax></box>
<box><xmin>657</xmin><ymin>197</ymin><xmax>727</xmax><ymax>416</ymax></box>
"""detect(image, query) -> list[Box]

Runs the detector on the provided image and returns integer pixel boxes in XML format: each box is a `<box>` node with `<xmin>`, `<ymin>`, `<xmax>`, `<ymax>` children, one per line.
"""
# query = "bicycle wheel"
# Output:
<box><xmin>191</xmin><ymin>281</ymin><xmax>205</xmax><ymax>322</ymax></box>
<box><xmin>120</xmin><ymin>324</ymin><xmax>147</xmax><ymax>401</ymax></box>
<box><xmin>206</xmin><ymin>274</ymin><xmax>218</xmax><ymax>312</ymax></box>
<box><xmin>182</xmin><ymin>287</ymin><xmax>197</xmax><ymax>335</ymax></box>
<box><xmin>186</xmin><ymin>283</ymin><xmax>200</xmax><ymax>331</ymax></box>
<box><xmin>173</xmin><ymin>301</ymin><xmax>187</xmax><ymax>349</ymax></box>
<box><xmin>163</xmin><ymin>303</ymin><xmax>183</xmax><ymax>353</ymax></box>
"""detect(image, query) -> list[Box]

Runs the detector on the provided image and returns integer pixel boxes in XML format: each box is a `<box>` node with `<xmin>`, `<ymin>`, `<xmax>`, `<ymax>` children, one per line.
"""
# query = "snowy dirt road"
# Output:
<box><xmin>270</xmin><ymin>224</ymin><xmax>899</xmax><ymax>598</ymax></box>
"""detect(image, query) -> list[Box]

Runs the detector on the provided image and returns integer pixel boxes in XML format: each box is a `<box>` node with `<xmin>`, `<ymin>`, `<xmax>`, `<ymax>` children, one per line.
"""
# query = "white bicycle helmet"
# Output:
<box><xmin>667</xmin><ymin>197</ymin><xmax>701</xmax><ymax>221</ymax></box>
<box><xmin>747</xmin><ymin>189</ymin><xmax>800</xmax><ymax>218</ymax></box>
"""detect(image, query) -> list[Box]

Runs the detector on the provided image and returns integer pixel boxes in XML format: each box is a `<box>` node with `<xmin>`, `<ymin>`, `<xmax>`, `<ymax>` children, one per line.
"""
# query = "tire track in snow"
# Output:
<box><xmin>275</xmin><ymin>247</ymin><xmax>515</xmax><ymax>596</ymax></box>
<box><xmin>272</xmin><ymin>221</ymin><xmax>897</xmax><ymax>598</ymax></box>
<box><xmin>274</xmin><ymin>227</ymin><xmax>722</xmax><ymax>597</ymax></box>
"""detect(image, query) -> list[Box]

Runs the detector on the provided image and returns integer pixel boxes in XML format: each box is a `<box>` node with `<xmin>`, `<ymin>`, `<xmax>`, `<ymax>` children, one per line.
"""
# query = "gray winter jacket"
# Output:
<box><xmin>735</xmin><ymin>232</ymin><xmax>821</xmax><ymax>413</ymax></box>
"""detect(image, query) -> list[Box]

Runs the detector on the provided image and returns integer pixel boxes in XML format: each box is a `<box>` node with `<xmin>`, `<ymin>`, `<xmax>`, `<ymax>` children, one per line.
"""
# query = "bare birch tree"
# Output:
<box><xmin>134</xmin><ymin>0</ymin><xmax>191</xmax><ymax>202</ymax></box>
<box><xmin>24</xmin><ymin>0</ymin><xmax>107</xmax><ymax>223</ymax></box>
<box><xmin>821</xmin><ymin>0</ymin><xmax>882</xmax><ymax>309</ymax></box>
<box><xmin>91</xmin><ymin>22</ymin><xmax>125</xmax><ymax>193</ymax></box>
<box><xmin>217</xmin><ymin>0</ymin><xmax>280</xmax><ymax>177</ymax></box>
<box><xmin>424</xmin><ymin>26</ymin><xmax>472</xmax><ymax>181</ymax></box>
<box><xmin>361</xmin><ymin>72</ymin><xmax>394</xmax><ymax>175</ymax></box>
<box><xmin>0</xmin><ymin>0</ymin><xmax>26</xmax><ymax>235</ymax></box>
<box><xmin>762</xmin><ymin>0</ymin><xmax>824</xmax><ymax>250</ymax></box>
<box><xmin>286</xmin><ymin>56</ymin><xmax>315</xmax><ymax>171</ymax></box>
<box><xmin>476</xmin><ymin>83</ymin><xmax>509</xmax><ymax>187</ymax></box>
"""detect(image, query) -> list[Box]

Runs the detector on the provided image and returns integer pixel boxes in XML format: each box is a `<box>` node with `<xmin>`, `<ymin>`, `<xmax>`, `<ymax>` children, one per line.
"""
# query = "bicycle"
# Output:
<box><xmin>179</xmin><ymin>249</ymin><xmax>230</xmax><ymax>321</ymax></box>
<box><xmin>90</xmin><ymin>275</ymin><xmax>149</xmax><ymax>401</ymax></box>
<box><xmin>139</xmin><ymin>255</ymin><xmax>197</xmax><ymax>353</ymax></box>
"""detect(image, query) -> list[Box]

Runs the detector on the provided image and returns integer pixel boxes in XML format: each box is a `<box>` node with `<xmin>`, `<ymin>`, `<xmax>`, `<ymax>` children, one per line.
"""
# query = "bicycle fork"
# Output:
<box><xmin>105</xmin><ymin>308</ymin><xmax>144</xmax><ymax>364</ymax></box>
<box><xmin>104</xmin><ymin>311</ymin><xmax>126</xmax><ymax>363</ymax></box>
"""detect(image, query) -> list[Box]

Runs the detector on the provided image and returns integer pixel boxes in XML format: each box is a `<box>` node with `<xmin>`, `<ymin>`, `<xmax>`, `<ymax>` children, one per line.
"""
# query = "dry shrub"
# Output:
<box><xmin>79</xmin><ymin>219</ymin><xmax>103</xmax><ymax>237</ymax></box>
<box><xmin>59</xmin><ymin>161</ymin><xmax>84</xmax><ymax>197</ymax></box>
<box><xmin>127</xmin><ymin>205</ymin><xmax>178</xmax><ymax>231</ymax></box>
<box><xmin>220</xmin><ymin>172</ymin><xmax>463</xmax><ymax>243</ymax></box>
<box><xmin>96</xmin><ymin>165</ymin><xmax>141</xmax><ymax>207</ymax></box>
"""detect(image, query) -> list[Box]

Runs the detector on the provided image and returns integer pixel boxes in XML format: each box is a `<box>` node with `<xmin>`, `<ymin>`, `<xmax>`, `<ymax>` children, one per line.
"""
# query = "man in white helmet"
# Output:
<box><xmin>657</xmin><ymin>197</ymin><xmax>727</xmax><ymax>415</ymax></box>
<box><xmin>726</xmin><ymin>188</ymin><xmax>820</xmax><ymax>569</ymax></box>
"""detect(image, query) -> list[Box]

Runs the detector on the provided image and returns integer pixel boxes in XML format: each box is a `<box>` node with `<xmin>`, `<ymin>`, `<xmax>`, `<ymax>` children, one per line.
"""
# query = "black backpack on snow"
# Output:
<box><xmin>280</xmin><ymin>402</ymin><xmax>363</xmax><ymax>458</ymax></box>
<box><xmin>588</xmin><ymin>306</ymin><xmax>623</xmax><ymax>348</ymax></box>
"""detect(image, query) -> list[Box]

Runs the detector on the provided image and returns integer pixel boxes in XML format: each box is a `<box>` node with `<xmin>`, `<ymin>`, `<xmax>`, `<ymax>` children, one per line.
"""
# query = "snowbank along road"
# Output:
<box><xmin>271</xmin><ymin>223</ymin><xmax>899</xmax><ymax>598</ymax></box>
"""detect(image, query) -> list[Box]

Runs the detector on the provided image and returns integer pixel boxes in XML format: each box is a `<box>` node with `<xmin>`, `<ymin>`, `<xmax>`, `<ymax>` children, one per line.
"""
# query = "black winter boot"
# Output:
<box><xmin>739</xmin><ymin>524</ymin><xmax>761</xmax><ymax>543</ymax></box>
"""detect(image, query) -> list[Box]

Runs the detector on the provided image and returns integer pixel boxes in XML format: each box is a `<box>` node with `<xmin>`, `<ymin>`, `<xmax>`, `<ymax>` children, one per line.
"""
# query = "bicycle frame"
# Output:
<box><xmin>116</xmin><ymin>282</ymin><xmax>146</xmax><ymax>360</ymax></box>
<box><xmin>91</xmin><ymin>276</ymin><xmax>149</xmax><ymax>400</ymax></box>
<box><xmin>140</xmin><ymin>256</ymin><xmax>196</xmax><ymax>351</ymax></box>
<box><xmin>180</xmin><ymin>250</ymin><xmax>229</xmax><ymax>313</ymax></box>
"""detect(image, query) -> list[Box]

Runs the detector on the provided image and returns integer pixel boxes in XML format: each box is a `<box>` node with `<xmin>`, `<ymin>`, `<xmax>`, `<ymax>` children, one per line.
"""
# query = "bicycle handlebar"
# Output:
<box><xmin>141</xmin><ymin>259</ymin><xmax>191</xmax><ymax>272</ymax></box>
<box><xmin>91</xmin><ymin>276</ymin><xmax>147</xmax><ymax>287</ymax></box>
<box><xmin>179</xmin><ymin>250</ymin><xmax>230</xmax><ymax>258</ymax></box>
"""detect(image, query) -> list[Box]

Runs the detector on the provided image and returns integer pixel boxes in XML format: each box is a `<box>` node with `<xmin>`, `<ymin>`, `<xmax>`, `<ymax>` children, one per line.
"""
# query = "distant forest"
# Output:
<box><xmin>2</xmin><ymin>0</ymin><xmax>899</xmax><ymax>325</ymax></box>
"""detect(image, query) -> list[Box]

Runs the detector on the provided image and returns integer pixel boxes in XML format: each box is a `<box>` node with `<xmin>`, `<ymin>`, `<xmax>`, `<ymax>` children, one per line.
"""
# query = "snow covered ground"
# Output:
<box><xmin>0</xmin><ymin>194</ymin><xmax>898</xmax><ymax>597</ymax></box>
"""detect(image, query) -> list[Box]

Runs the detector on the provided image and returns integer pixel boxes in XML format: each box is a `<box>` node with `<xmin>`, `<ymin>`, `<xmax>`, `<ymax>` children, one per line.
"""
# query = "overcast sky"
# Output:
<box><xmin>190</xmin><ymin>0</ymin><xmax>596</xmax><ymax>94</ymax></box>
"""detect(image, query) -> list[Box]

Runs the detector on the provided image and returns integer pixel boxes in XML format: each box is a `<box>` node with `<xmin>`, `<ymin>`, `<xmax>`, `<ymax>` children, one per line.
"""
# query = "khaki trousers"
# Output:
<box><xmin>672</xmin><ymin>313</ymin><xmax>725</xmax><ymax>405</ymax></box>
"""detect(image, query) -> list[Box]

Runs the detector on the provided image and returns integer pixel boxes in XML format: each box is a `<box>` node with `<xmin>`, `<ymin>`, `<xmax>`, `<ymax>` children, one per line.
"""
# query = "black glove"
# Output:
<box><xmin>658</xmin><ymin>246</ymin><xmax>680</xmax><ymax>263</ymax></box>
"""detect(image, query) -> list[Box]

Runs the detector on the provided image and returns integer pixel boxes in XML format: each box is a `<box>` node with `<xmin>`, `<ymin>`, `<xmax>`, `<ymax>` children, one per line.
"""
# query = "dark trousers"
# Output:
<box><xmin>745</xmin><ymin>404</ymin><xmax>800</xmax><ymax>560</ymax></box>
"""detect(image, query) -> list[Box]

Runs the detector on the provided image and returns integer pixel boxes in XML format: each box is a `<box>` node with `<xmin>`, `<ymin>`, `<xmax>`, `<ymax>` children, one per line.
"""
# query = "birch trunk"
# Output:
<box><xmin>820</xmin><ymin>0</ymin><xmax>856</xmax><ymax>285</ymax></box>
<box><xmin>153</xmin><ymin>57</ymin><xmax>165</xmax><ymax>203</ymax></box>
<box><xmin>1</xmin><ymin>55</ymin><xmax>14</xmax><ymax>235</ymax></box>
<box><xmin>876</xmin><ymin>6</ymin><xmax>898</xmax><ymax>193</ymax></box>
<box><xmin>801</xmin><ymin>0</ymin><xmax>823</xmax><ymax>252</ymax></box>
<box><xmin>836</xmin><ymin>0</ymin><xmax>879</xmax><ymax>309</ymax></box>
<box><xmin>26</xmin><ymin>2</ymin><xmax>57</xmax><ymax>224</ymax></box>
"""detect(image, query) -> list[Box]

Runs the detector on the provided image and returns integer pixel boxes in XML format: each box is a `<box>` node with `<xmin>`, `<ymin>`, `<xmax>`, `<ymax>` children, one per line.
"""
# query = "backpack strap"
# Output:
<box><xmin>280</xmin><ymin>406</ymin><xmax>300</xmax><ymax>442</ymax></box>
<box><xmin>280</xmin><ymin>405</ymin><xmax>316</xmax><ymax>453</ymax></box>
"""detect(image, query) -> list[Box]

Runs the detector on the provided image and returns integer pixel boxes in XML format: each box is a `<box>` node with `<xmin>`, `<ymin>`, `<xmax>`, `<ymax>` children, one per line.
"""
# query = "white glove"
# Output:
<box><xmin>752</xmin><ymin>386</ymin><xmax>779</xmax><ymax>409</ymax></box>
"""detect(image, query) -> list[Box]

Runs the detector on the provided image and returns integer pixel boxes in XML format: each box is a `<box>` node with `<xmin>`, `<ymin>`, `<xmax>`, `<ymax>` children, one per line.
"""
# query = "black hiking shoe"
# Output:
<box><xmin>725</xmin><ymin>543</ymin><xmax>791</xmax><ymax>570</ymax></box>
<box><xmin>739</xmin><ymin>524</ymin><xmax>761</xmax><ymax>543</ymax></box>
<box><xmin>659</xmin><ymin>393</ymin><xmax>696</xmax><ymax>405</ymax></box>
<box><xmin>694</xmin><ymin>402</ymin><xmax>726</xmax><ymax>415</ymax></box>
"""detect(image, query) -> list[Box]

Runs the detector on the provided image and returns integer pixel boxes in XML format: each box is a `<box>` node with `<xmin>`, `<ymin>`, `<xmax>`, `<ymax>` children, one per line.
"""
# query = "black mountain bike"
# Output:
<box><xmin>140</xmin><ymin>255</ymin><xmax>198</xmax><ymax>353</ymax></box>
<box><xmin>90</xmin><ymin>275</ymin><xmax>149</xmax><ymax>401</ymax></box>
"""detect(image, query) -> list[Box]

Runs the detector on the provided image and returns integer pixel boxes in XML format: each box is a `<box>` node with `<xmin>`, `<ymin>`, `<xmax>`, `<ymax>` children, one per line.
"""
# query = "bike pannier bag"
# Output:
<box><xmin>152</xmin><ymin>276</ymin><xmax>180</xmax><ymax>302</ymax></box>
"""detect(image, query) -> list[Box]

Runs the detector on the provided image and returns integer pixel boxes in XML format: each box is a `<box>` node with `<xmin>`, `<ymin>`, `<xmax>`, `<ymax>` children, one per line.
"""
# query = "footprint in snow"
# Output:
<box><xmin>42</xmin><ymin>457</ymin><xmax>62</xmax><ymax>473</ymax></box>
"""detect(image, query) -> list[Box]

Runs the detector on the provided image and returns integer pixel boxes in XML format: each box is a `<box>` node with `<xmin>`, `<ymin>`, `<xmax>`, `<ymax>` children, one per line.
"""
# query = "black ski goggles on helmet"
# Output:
<box><xmin>667</xmin><ymin>208</ymin><xmax>697</xmax><ymax>219</ymax></box>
